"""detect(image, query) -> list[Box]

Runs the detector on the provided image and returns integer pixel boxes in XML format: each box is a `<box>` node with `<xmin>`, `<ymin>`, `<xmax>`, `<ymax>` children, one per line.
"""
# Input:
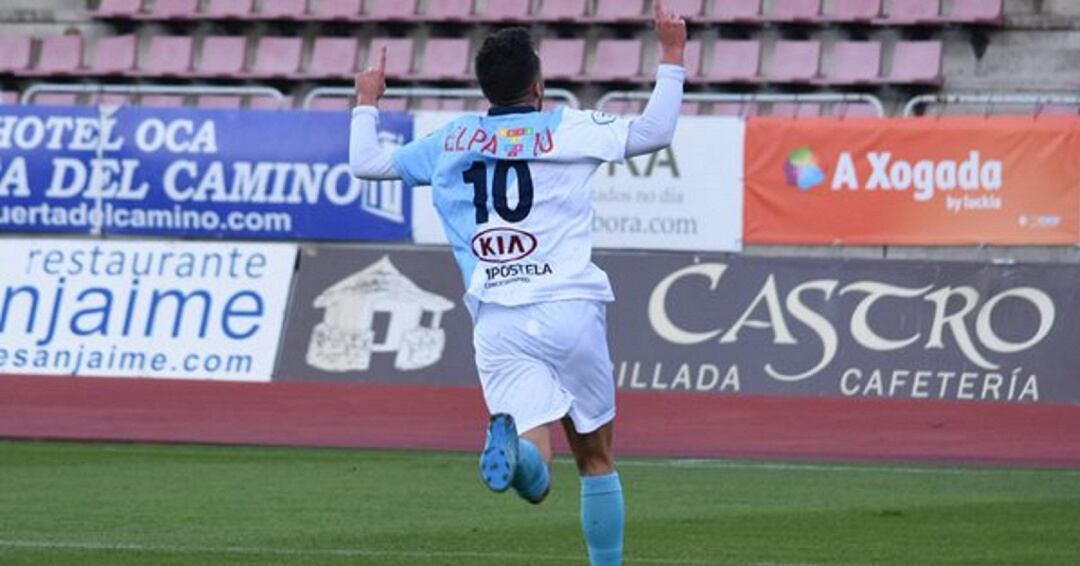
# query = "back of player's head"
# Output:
<box><xmin>475</xmin><ymin>27</ymin><xmax>541</xmax><ymax>107</ymax></box>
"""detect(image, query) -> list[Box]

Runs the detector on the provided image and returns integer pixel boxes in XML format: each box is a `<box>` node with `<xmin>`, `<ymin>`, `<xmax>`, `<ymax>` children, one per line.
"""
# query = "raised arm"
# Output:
<box><xmin>625</xmin><ymin>0</ymin><xmax>687</xmax><ymax>158</ymax></box>
<box><xmin>349</xmin><ymin>47</ymin><xmax>401</xmax><ymax>180</ymax></box>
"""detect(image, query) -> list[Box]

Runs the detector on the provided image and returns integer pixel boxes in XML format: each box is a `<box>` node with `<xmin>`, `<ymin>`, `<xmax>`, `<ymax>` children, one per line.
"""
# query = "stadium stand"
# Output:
<box><xmin>766</xmin><ymin>0</ymin><xmax>821</xmax><ymax>22</ymax></box>
<box><xmin>197</xmin><ymin>94</ymin><xmax>243</xmax><ymax>108</ymax></box>
<box><xmin>589</xmin><ymin>39</ymin><xmax>645</xmax><ymax>82</ymax></box>
<box><xmin>250</xmin><ymin>37</ymin><xmax>303</xmax><ymax>78</ymax></box>
<box><xmin>818</xmin><ymin>41</ymin><xmax>882</xmax><ymax>85</ymax></box>
<box><xmin>535</xmin><ymin>0</ymin><xmax>589</xmax><ymax>22</ymax></box>
<box><xmin>141</xmin><ymin>0</ymin><xmax>199</xmax><ymax>19</ymax></box>
<box><xmin>204</xmin><ymin>0</ymin><xmax>252</xmax><ymax>19</ymax></box>
<box><xmin>26</xmin><ymin>35</ymin><xmax>84</xmax><ymax>77</ymax></box>
<box><xmin>87</xmin><ymin>34</ymin><xmax>136</xmax><ymax>76</ymax></box>
<box><xmin>0</xmin><ymin>36</ymin><xmax>33</xmax><ymax>74</ymax></box>
<box><xmin>886</xmin><ymin>41</ymin><xmax>944</xmax><ymax>84</ymax></box>
<box><xmin>591</xmin><ymin>0</ymin><xmax>648</xmax><ymax>22</ymax></box>
<box><xmin>304</xmin><ymin>37</ymin><xmax>359</xmax><ymax>80</ymax></box>
<box><xmin>196</xmin><ymin>36</ymin><xmax>247</xmax><ymax>77</ymax></box>
<box><xmin>883</xmin><ymin>0</ymin><xmax>940</xmax><ymax>23</ymax></box>
<box><xmin>367</xmin><ymin>37</ymin><xmax>416</xmax><ymax>78</ymax></box>
<box><xmin>823</xmin><ymin>0</ymin><xmax>881</xmax><ymax>22</ymax></box>
<box><xmin>767</xmin><ymin>40</ymin><xmax>821</xmax><ymax>83</ymax></box>
<box><xmin>701</xmin><ymin>40</ymin><xmax>761</xmax><ymax>83</ymax></box>
<box><xmin>135</xmin><ymin>36</ymin><xmax>194</xmax><ymax>77</ymax></box>
<box><xmin>259</xmin><ymin>0</ymin><xmax>308</xmax><ymax>20</ymax></box>
<box><xmin>367</xmin><ymin>0</ymin><xmax>419</xmax><ymax>21</ymax></box>
<box><xmin>309</xmin><ymin>0</ymin><xmax>362</xmax><ymax>21</ymax></box>
<box><xmin>704</xmin><ymin>0</ymin><xmax>761</xmax><ymax>22</ymax></box>
<box><xmin>473</xmin><ymin>0</ymin><xmax>531</xmax><ymax>22</ymax></box>
<box><xmin>539</xmin><ymin>39</ymin><xmax>587</xmax><ymax>80</ymax></box>
<box><xmin>424</xmin><ymin>0</ymin><xmax>473</xmax><ymax>21</ymax></box>
<box><xmin>414</xmin><ymin>38</ymin><xmax>471</xmax><ymax>81</ymax></box>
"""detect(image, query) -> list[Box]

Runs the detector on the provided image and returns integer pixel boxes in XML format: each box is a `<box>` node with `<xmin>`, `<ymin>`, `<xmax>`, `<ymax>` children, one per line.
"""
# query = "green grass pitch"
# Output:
<box><xmin>1</xmin><ymin>440</ymin><xmax>1078</xmax><ymax>565</ymax></box>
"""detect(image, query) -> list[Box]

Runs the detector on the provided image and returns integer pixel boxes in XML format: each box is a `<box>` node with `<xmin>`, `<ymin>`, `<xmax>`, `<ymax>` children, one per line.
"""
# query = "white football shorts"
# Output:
<box><xmin>473</xmin><ymin>299</ymin><xmax>616</xmax><ymax>435</ymax></box>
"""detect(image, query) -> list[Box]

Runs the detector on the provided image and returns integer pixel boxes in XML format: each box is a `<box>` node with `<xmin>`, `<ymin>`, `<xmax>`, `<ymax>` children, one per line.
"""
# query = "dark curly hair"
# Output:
<box><xmin>474</xmin><ymin>27</ymin><xmax>540</xmax><ymax>107</ymax></box>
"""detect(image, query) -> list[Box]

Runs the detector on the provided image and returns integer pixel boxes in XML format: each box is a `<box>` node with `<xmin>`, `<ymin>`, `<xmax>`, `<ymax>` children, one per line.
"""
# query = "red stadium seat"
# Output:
<box><xmin>31</xmin><ymin>35</ymin><xmax>84</xmax><ymax>76</ymax></box>
<box><xmin>767</xmin><ymin>40</ymin><xmax>821</xmax><ymax>83</ymax></box>
<box><xmin>0</xmin><ymin>36</ymin><xmax>32</xmax><ymax>73</ymax></box>
<box><xmin>704</xmin><ymin>0</ymin><xmax>761</xmax><ymax>22</ymax></box>
<box><xmin>664</xmin><ymin>0</ymin><xmax>704</xmax><ymax>19</ymax></box>
<box><xmin>474</xmin><ymin>0</ymin><xmax>530</xmax><ymax>21</ymax></box>
<box><xmin>536</xmin><ymin>0</ymin><xmax>588</xmax><ymax>21</ymax></box>
<box><xmin>136</xmin><ymin>36</ymin><xmax>193</xmax><ymax>76</ymax></box>
<box><xmin>381</xmin><ymin>97</ymin><xmax>408</xmax><ymax>111</ymax></box>
<box><xmin>144</xmin><ymin>0</ymin><xmax>198</xmax><ymax>19</ymax></box>
<box><xmin>592</xmin><ymin>0</ymin><xmax>646</xmax><ymax>22</ymax></box>
<box><xmin>367</xmin><ymin>0</ymin><xmax>418</xmax><ymax>21</ymax></box>
<box><xmin>819</xmin><ymin>41</ymin><xmax>881</xmax><ymax>84</ymax></box>
<box><xmin>197</xmin><ymin>36</ymin><xmax>248</xmax><ymax>77</ymax></box>
<box><xmin>423</xmin><ymin>0</ymin><xmax>473</xmax><ymax>21</ymax></box>
<box><xmin>249</xmin><ymin>95</ymin><xmax>294</xmax><ymax>110</ymax></box>
<box><xmin>1</xmin><ymin>91</ymin><xmax>18</xmax><ymax>104</ymax></box>
<box><xmin>948</xmin><ymin>0</ymin><xmax>1003</xmax><ymax>23</ymax></box>
<box><xmin>140</xmin><ymin>94</ymin><xmax>186</xmax><ymax>107</ymax></box>
<box><xmin>306</xmin><ymin>37</ymin><xmax>358</xmax><ymax>79</ymax></box>
<box><xmin>539</xmin><ymin>39</ymin><xmax>586</xmax><ymax>80</ymax></box>
<box><xmin>197</xmin><ymin>95</ymin><xmax>243</xmax><ymax>108</ymax></box>
<box><xmin>88</xmin><ymin>34</ymin><xmax>137</xmax><ymax>75</ymax></box>
<box><xmin>882</xmin><ymin>0</ymin><xmax>940</xmax><ymax>23</ymax></box>
<box><xmin>94</xmin><ymin>0</ymin><xmax>143</xmax><ymax>17</ymax></box>
<box><xmin>249</xmin><ymin>37</ymin><xmax>302</xmax><ymax>77</ymax></box>
<box><xmin>767</xmin><ymin>0</ymin><xmax>821</xmax><ymax>22</ymax></box>
<box><xmin>259</xmin><ymin>0</ymin><xmax>308</xmax><ymax>19</ymax></box>
<box><xmin>414</xmin><ymin>38</ymin><xmax>471</xmax><ymax>80</ymax></box>
<box><xmin>367</xmin><ymin>37</ymin><xmax>415</xmax><ymax>78</ymax></box>
<box><xmin>204</xmin><ymin>0</ymin><xmax>253</xmax><ymax>18</ymax></box>
<box><xmin>310</xmin><ymin>0</ymin><xmax>361</xmax><ymax>20</ymax></box>
<box><xmin>703</xmin><ymin>40</ymin><xmax>761</xmax><ymax>82</ymax></box>
<box><xmin>823</xmin><ymin>0</ymin><xmax>881</xmax><ymax>22</ymax></box>
<box><xmin>309</xmin><ymin>97</ymin><xmax>350</xmax><ymax>111</ymax></box>
<box><xmin>33</xmin><ymin>93</ymin><xmax>80</xmax><ymax>106</ymax></box>
<box><xmin>682</xmin><ymin>39</ymin><xmax>703</xmax><ymax>79</ymax></box>
<box><xmin>885</xmin><ymin>40</ymin><xmax>942</xmax><ymax>84</ymax></box>
<box><xmin>771</xmin><ymin>102</ymin><xmax>822</xmax><ymax>116</ymax></box>
<box><xmin>589</xmin><ymin>39</ymin><xmax>643</xmax><ymax>81</ymax></box>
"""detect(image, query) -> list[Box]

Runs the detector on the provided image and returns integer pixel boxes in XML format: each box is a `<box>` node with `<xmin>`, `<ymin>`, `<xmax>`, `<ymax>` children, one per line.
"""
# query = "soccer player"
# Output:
<box><xmin>349</xmin><ymin>2</ymin><xmax>686</xmax><ymax>564</ymax></box>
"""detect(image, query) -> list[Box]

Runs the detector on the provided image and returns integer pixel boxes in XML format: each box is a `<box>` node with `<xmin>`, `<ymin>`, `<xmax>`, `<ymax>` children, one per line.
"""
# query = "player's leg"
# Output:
<box><xmin>563</xmin><ymin>419</ymin><xmax>622</xmax><ymax>566</ymax></box>
<box><xmin>480</xmin><ymin>416</ymin><xmax>555</xmax><ymax>503</ymax></box>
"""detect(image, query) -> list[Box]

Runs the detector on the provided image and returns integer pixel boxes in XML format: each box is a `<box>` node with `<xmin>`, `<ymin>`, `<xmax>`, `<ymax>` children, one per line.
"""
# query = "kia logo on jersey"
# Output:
<box><xmin>471</xmin><ymin>227</ymin><xmax>538</xmax><ymax>263</ymax></box>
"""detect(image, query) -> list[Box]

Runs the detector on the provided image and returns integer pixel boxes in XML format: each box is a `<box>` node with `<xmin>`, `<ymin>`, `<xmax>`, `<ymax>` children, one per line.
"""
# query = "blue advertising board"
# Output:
<box><xmin>0</xmin><ymin>104</ymin><xmax>412</xmax><ymax>241</ymax></box>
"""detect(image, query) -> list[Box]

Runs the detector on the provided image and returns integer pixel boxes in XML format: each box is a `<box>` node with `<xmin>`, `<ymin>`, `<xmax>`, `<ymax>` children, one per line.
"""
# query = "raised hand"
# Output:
<box><xmin>654</xmin><ymin>0</ymin><xmax>687</xmax><ymax>66</ymax></box>
<box><xmin>354</xmin><ymin>46</ymin><xmax>387</xmax><ymax>107</ymax></box>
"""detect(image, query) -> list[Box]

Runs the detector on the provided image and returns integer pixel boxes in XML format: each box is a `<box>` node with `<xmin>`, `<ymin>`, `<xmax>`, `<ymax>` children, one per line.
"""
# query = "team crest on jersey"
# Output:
<box><xmin>591</xmin><ymin>111</ymin><xmax>618</xmax><ymax>125</ymax></box>
<box><xmin>471</xmin><ymin>227</ymin><xmax>538</xmax><ymax>263</ymax></box>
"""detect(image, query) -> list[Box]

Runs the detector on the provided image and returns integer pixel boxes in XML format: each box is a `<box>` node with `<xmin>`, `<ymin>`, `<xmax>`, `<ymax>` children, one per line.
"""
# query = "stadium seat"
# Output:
<box><xmin>1</xmin><ymin>91</ymin><xmax>17</xmax><ymax>104</ymax></box>
<box><xmin>197</xmin><ymin>36</ymin><xmax>248</xmax><ymax>77</ymax></box>
<box><xmin>140</xmin><ymin>94</ymin><xmax>186</xmax><ymax>107</ymax></box>
<box><xmin>249</xmin><ymin>95</ymin><xmax>294</xmax><ymax>110</ymax></box>
<box><xmin>767</xmin><ymin>0</ymin><xmax>821</xmax><ymax>22</ymax></box>
<box><xmin>822</xmin><ymin>0</ymin><xmax>881</xmax><ymax>22</ymax></box>
<box><xmin>535</xmin><ymin>0</ymin><xmax>588</xmax><ymax>21</ymax></box>
<box><xmin>204</xmin><ymin>0</ymin><xmax>253</xmax><ymax>19</ymax></box>
<box><xmin>665</xmin><ymin>0</ymin><xmax>704</xmax><ymax>19</ymax></box>
<box><xmin>88</xmin><ymin>34</ymin><xmax>137</xmax><ymax>75</ymax></box>
<box><xmin>414</xmin><ymin>38</ymin><xmax>471</xmax><ymax>80</ymax></box>
<box><xmin>818</xmin><ymin>41</ymin><xmax>881</xmax><ymax>84</ymax></box>
<box><xmin>703</xmin><ymin>40</ymin><xmax>761</xmax><ymax>82</ymax></box>
<box><xmin>381</xmin><ymin>97</ymin><xmax>408</xmax><ymax>111</ymax></box>
<box><xmin>259</xmin><ymin>0</ymin><xmax>308</xmax><ymax>19</ymax></box>
<box><xmin>88</xmin><ymin>92</ymin><xmax>132</xmax><ymax>106</ymax></box>
<box><xmin>423</xmin><ymin>0</ymin><xmax>473</xmax><ymax>21</ymax></box>
<box><xmin>539</xmin><ymin>39</ymin><xmax>586</xmax><ymax>80</ymax></box>
<box><xmin>882</xmin><ymin>0</ymin><xmax>940</xmax><ymax>23</ymax></box>
<box><xmin>367</xmin><ymin>0</ymin><xmax>418</xmax><ymax>21</ymax></box>
<box><xmin>832</xmin><ymin>101</ymin><xmax>880</xmax><ymax>117</ymax></box>
<box><xmin>603</xmin><ymin>99</ymin><xmax>642</xmax><ymax>115</ymax></box>
<box><xmin>249</xmin><ymin>37</ymin><xmax>302</xmax><ymax>78</ymax></box>
<box><xmin>0</xmin><ymin>36</ymin><xmax>32</xmax><ymax>73</ymax></box>
<box><xmin>589</xmin><ymin>39</ymin><xmax>643</xmax><ymax>81</ymax></box>
<box><xmin>145</xmin><ymin>0</ymin><xmax>199</xmax><ymax>19</ymax></box>
<box><xmin>591</xmin><ymin>0</ymin><xmax>647</xmax><ymax>22</ymax></box>
<box><xmin>884</xmin><ymin>40</ymin><xmax>942</xmax><ymax>84</ymax></box>
<box><xmin>308</xmin><ymin>97</ymin><xmax>350</xmax><ymax>110</ymax></box>
<box><xmin>32</xmin><ymin>93</ymin><xmax>80</xmax><ymax>106</ymax></box>
<box><xmin>708</xmin><ymin>102</ymin><xmax>760</xmax><ymax>117</ymax></box>
<box><xmin>197</xmin><ymin>95</ymin><xmax>243</xmax><ymax>108</ymax></box>
<box><xmin>305</xmin><ymin>37</ymin><xmax>358</xmax><ymax>79</ymax></box>
<box><xmin>473</xmin><ymin>0</ymin><xmax>531</xmax><ymax>21</ymax></box>
<box><xmin>680</xmin><ymin>101</ymin><xmax>702</xmax><ymax>115</ymax></box>
<box><xmin>771</xmin><ymin>102</ymin><xmax>822</xmax><ymax>116</ymax></box>
<box><xmin>309</xmin><ymin>0</ymin><xmax>362</xmax><ymax>20</ymax></box>
<box><xmin>767</xmin><ymin>40</ymin><xmax>821</xmax><ymax>82</ymax></box>
<box><xmin>948</xmin><ymin>0</ymin><xmax>1004</xmax><ymax>23</ymax></box>
<box><xmin>682</xmin><ymin>39</ymin><xmax>703</xmax><ymax>79</ymax></box>
<box><xmin>29</xmin><ymin>35</ymin><xmax>84</xmax><ymax>76</ymax></box>
<box><xmin>703</xmin><ymin>0</ymin><xmax>761</xmax><ymax>22</ymax></box>
<box><xmin>93</xmin><ymin>0</ymin><xmax>143</xmax><ymax>17</ymax></box>
<box><xmin>366</xmin><ymin>37</ymin><xmax>415</xmax><ymax>78</ymax></box>
<box><xmin>135</xmin><ymin>35</ymin><xmax>193</xmax><ymax>76</ymax></box>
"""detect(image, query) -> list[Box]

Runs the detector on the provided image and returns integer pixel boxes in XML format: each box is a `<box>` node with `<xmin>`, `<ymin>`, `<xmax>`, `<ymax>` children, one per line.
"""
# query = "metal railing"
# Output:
<box><xmin>20</xmin><ymin>83</ymin><xmax>286</xmax><ymax>105</ymax></box>
<box><xmin>597</xmin><ymin>91</ymin><xmax>887</xmax><ymax>117</ymax></box>
<box><xmin>903</xmin><ymin>93</ymin><xmax>1080</xmax><ymax>117</ymax></box>
<box><xmin>302</xmin><ymin>86</ymin><xmax>581</xmax><ymax>109</ymax></box>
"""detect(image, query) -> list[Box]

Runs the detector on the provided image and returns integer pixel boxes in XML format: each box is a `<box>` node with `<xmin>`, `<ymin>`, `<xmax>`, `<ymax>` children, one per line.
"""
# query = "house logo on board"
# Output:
<box><xmin>306</xmin><ymin>256</ymin><xmax>454</xmax><ymax>373</ymax></box>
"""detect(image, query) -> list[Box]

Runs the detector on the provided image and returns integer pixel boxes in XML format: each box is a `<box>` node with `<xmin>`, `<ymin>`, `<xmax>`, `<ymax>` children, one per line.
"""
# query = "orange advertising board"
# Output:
<box><xmin>744</xmin><ymin>117</ymin><xmax>1080</xmax><ymax>244</ymax></box>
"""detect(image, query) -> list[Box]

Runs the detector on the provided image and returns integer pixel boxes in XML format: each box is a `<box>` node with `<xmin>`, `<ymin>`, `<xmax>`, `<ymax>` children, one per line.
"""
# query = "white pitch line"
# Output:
<box><xmin>0</xmin><ymin>539</ymin><xmax>824</xmax><ymax>566</ymax></box>
<box><xmin>614</xmin><ymin>458</ymin><xmax>1080</xmax><ymax>476</ymax></box>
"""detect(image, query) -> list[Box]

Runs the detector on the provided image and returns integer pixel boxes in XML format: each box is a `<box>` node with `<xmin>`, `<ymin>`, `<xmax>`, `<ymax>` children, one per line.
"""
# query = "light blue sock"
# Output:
<box><xmin>512</xmin><ymin>437</ymin><xmax>550</xmax><ymax>503</ymax></box>
<box><xmin>580</xmin><ymin>471</ymin><xmax>624</xmax><ymax>566</ymax></box>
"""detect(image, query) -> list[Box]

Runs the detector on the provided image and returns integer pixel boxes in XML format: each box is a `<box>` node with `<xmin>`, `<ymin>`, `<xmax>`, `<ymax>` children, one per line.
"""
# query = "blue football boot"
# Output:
<box><xmin>480</xmin><ymin>413</ymin><xmax>518</xmax><ymax>493</ymax></box>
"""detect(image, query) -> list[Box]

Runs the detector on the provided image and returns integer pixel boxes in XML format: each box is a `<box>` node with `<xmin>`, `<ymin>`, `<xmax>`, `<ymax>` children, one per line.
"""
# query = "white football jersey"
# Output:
<box><xmin>393</xmin><ymin>106</ymin><xmax>631</xmax><ymax>316</ymax></box>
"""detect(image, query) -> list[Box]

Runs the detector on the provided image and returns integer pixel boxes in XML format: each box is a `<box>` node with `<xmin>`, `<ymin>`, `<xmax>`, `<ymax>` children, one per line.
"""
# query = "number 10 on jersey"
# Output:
<box><xmin>463</xmin><ymin>160</ymin><xmax>534</xmax><ymax>224</ymax></box>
